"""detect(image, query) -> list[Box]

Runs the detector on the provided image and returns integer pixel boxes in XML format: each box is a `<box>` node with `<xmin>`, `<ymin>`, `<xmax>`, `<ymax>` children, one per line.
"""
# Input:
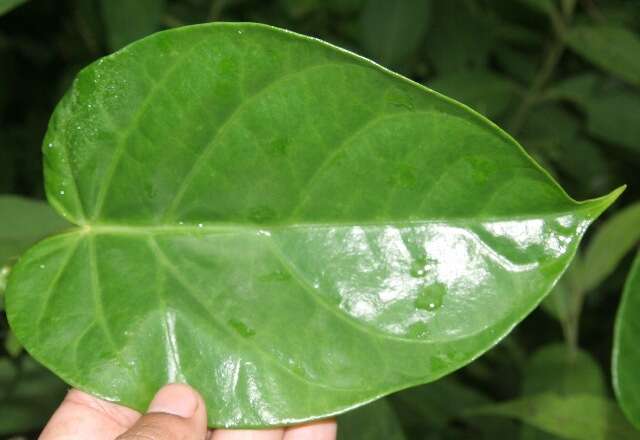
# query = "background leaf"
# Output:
<box><xmin>100</xmin><ymin>0</ymin><xmax>166</xmax><ymax>51</ymax></box>
<box><xmin>0</xmin><ymin>195</ymin><xmax>70</xmax><ymax>265</ymax></box>
<box><xmin>520</xmin><ymin>344</ymin><xmax>606</xmax><ymax>439</ymax></box>
<box><xmin>613</xmin><ymin>251</ymin><xmax>640</xmax><ymax>430</ymax></box>
<box><xmin>468</xmin><ymin>394</ymin><xmax>638</xmax><ymax>440</ymax></box>
<box><xmin>428</xmin><ymin>70</ymin><xmax>518</xmax><ymax>119</ymax></box>
<box><xmin>583</xmin><ymin>90</ymin><xmax>640</xmax><ymax>154</ymax></box>
<box><xmin>583</xmin><ymin>201</ymin><xmax>640</xmax><ymax>292</ymax></box>
<box><xmin>358</xmin><ymin>0</ymin><xmax>430</xmax><ymax>67</ymax></box>
<box><xmin>388</xmin><ymin>377</ymin><xmax>518</xmax><ymax>437</ymax></box>
<box><xmin>424</xmin><ymin>1</ymin><xmax>494</xmax><ymax>75</ymax></box>
<box><xmin>0</xmin><ymin>357</ymin><xmax>67</xmax><ymax>436</ymax></box>
<box><xmin>522</xmin><ymin>344</ymin><xmax>605</xmax><ymax>397</ymax></box>
<box><xmin>337</xmin><ymin>398</ymin><xmax>405</xmax><ymax>440</ymax></box>
<box><xmin>0</xmin><ymin>0</ymin><xmax>27</xmax><ymax>16</ymax></box>
<box><xmin>566</xmin><ymin>25</ymin><xmax>640</xmax><ymax>87</ymax></box>
<box><xmin>1</xmin><ymin>1</ymin><xmax>640</xmax><ymax>438</ymax></box>
<box><xmin>515</xmin><ymin>0</ymin><xmax>556</xmax><ymax>16</ymax></box>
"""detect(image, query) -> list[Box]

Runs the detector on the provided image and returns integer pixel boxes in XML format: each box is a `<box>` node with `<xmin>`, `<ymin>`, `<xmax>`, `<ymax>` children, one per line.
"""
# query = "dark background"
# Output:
<box><xmin>1</xmin><ymin>0</ymin><xmax>639</xmax><ymax>438</ymax></box>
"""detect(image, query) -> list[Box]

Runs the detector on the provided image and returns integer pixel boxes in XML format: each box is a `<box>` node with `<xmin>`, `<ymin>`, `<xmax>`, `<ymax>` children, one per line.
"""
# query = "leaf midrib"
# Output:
<box><xmin>53</xmin><ymin>205</ymin><xmax>603</xmax><ymax>237</ymax></box>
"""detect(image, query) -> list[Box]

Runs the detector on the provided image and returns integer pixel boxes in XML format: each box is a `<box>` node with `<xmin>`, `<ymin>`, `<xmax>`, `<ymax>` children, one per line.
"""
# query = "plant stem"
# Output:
<box><xmin>507</xmin><ymin>3</ymin><xmax>576</xmax><ymax>135</ymax></box>
<box><xmin>564</xmin><ymin>288</ymin><xmax>584</xmax><ymax>357</ymax></box>
<box><xmin>508</xmin><ymin>40</ymin><xmax>565</xmax><ymax>134</ymax></box>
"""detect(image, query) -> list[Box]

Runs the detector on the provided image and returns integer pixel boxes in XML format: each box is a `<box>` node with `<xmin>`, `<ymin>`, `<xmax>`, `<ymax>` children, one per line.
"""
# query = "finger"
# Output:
<box><xmin>283</xmin><ymin>419</ymin><xmax>337</xmax><ymax>440</ymax></box>
<box><xmin>210</xmin><ymin>427</ymin><xmax>284</xmax><ymax>439</ymax></box>
<box><xmin>116</xmin><ymin>383</ymin><xmax>208</xmax><ymax>440</ymax></box>
<box><xmin>40</xmin><ymin>389</ymin><xmax>141</xmax><ymax>439</ymax></box>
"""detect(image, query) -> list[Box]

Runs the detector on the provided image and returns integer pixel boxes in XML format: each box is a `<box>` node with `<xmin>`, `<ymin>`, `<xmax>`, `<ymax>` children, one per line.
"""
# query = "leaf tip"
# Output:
<box><xmin>582</xmin><ymin>184</ymin><xmax>626</xmax><ymax>218</ymax></box>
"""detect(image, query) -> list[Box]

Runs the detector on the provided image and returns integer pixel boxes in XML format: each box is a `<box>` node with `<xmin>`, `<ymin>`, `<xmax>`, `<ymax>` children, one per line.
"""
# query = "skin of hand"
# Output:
<box><xmin>39</xmin><ymin>384</ymin><xmax>337</xmax><ymax>440</ymax></box>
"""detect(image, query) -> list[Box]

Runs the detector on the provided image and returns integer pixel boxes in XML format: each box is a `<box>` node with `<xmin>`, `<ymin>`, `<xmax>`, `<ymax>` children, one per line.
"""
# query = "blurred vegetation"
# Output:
<box><xmin>1</xmin><ymin>0</ymin><xmax>639</xmax><ymax>438</ymax></box>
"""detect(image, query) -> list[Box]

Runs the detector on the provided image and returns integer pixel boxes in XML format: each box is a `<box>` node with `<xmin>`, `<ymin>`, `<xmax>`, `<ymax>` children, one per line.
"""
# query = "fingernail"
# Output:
<box><xmin>148</xmin><ymin>383</ymin><xmax>199</xmax><ymax>418</ymax></box>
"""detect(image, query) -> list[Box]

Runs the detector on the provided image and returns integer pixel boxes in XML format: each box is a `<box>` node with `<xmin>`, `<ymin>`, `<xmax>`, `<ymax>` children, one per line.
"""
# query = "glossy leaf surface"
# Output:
<box><xmin>613</xmin><ymin>251</ymin><xmax>640</xmax><ymax>430</ymax></box>
<box><xmin>5</xmin><ymin>23</ymin><xmax>620</xmax><ymax>427</ymax></box>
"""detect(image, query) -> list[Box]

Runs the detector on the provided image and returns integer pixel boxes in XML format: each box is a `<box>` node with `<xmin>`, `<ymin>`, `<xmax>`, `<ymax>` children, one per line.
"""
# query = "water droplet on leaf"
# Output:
<box><xmin>228</xmin><ymin>318</ymin><xmax>255</xmax><ymax>337</ymax></box>
<box><xmin>409</xmin><ymin>256</ymin><xmax>428</xmax><ymax>277</ymax></box>
<box><xmin>407</xmin><ymin>322</ymin><xmax>429</xmax><ymax>338</ymax></box>
<box><xmin>396</xmin><ymin>164</ymin><xmax>418</xmax><ymax>188</ymax></box>
<box><xmin>249</xmin><ymin>206</ymin><xmax>276</xmax><ymax>224</ymax></box>
<box><xmin>259</xmin><ymin>270</ymin><xmax>292</xmax><ymax>282</ymax></box>
<box><xmin>386</xmin><ymin>88</ymin><xmax>415</xmax><ymax>111</ymax></box>
<box><xmin>415</xmin><ymin>282</ymin><xmax>446</xmax><ymax>311</ymax></box>
<box><xmin>266</xmin><ymin>137</ymin><xmax>289</xmax><ymax>157</ymax></box>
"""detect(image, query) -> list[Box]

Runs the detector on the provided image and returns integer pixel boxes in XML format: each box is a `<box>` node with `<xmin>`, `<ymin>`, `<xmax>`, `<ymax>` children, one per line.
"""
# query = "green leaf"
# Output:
<box><xmin>613</xmin><ymin>251</ymin><xmax>640</xmax><ymax>430</ymax></box>
<box><xmin>521</xmin><ymin>104</ymin><xmax>580</xmax><ymax>145</ymax></box>
<box><xmin>545</xmin><ymin>137</ymin><xmax>611</xmax><ymax>197</ymax></box>
<box><xmin>566</xmin><ymin>25</ymin><xmax>640</xmax><ymax>87</ymax></box>
<box><xmin>5</xmin><ymin>23</ymin><xmax>621</xmax><ymax>428</ymax></box>
<box><xmin>100</xmin><ymin>0</ymin><xmax>166</xmax><ymax>51</ymax></box>
<box><xmin>468</xmin><ymin>394</ymin><xmax>639</xmax><ymax>440</ymax></box>
<box><xmin>545</xmin><ymin>78</ymin><xmax>640</xmax><ymax>154</ymax></box>
<box><xmin>425</xmin><ymin>2</ymin><xmax>493</xmax><ymax>74</ymax></box>
<box><xmin>326</xmin><ymin>0</ymin><xmax>365</xmax><ymax>15</ymax></box>
<box><xmin>338</xmin><ymin>398</ymin><xmax>405</xmax><ymax>440</ymax></box>
<box><xmin>390</xmin><ymin>377</ymin><xmax>503</xmax><ymax>436</ymax></box>
<box><xmin>544</xmin><ymin>74</ymin><xmax>602</xmax><ymax>107</ymax></box>
<box><xmin>0</xmin><ymin>195</ymin><xmax>70</xmax><ymax>265</ymax></box>
<box><xmin>541</xmin><ymin>256</ymin><xmax>582</xmax><ymax>326</ymax></box>
<box><xmin>428</xmin><ymin>70</ymin><xmax>518</xmax><ymax>119</ymax></box>
<box><xmin>278</xmin><ymin>0</ymin><xmax>322</xmax><ymax>18</ymax></box>
<box><xmin>522</xmin><ymin>344</ymin><xmax>605</xmax><ymax>397</ymax></box>
<box><xmin>583</xmin><ymin>202</ymin><xmax>640</xmax><ymax>292</ymax></box>
<box><xmin>358</xmin><ymin>0</ymin><xmax>431</xmax><ymax>67</ymax></box>
<box><xmin>584</xmin><ymin>90</ymin><xmax>640</xmax><ymax>154</ymax></box>
<box><xmin>0</xmin><ymin>0</ymin><xmax>27</xmax><ymax>16</ymax></box>
<box><xmin>494</xmin><ymin>45</ymin><xmax>538</xmax><ymax>84</ymax></box>
<box><xmin>515</xmin><ymin>0</ymin><xmax>556</xmax><ymax>16</ymax></box>
<box><xmin>4</xmin><ymin>330</ymin><xmax>23</xmax><ymax>358</ymax></box>
<box><xmin>520</xmin><ymin>344</ymin><xmax>605</xmax><ymax>440</ymax></box>
<box><xmin>0</xmin><ymin>265</ymin><xmax>8</xmax><ymax>309</ymax></box>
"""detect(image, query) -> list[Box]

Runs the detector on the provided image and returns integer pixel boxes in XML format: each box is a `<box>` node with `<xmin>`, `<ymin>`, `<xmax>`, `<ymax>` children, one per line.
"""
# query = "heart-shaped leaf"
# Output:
<box><xmin>5</xmin><ymin>23</ymin><xmax>621</xmax><ymax>428</ymax></box>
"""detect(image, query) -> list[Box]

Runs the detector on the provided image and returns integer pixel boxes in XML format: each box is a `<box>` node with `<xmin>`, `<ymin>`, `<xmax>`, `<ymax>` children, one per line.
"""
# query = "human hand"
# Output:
<box><xmin>40</xmin><ymin>384</ymin><xmax>337</xmax><ymax>439</ymax></box>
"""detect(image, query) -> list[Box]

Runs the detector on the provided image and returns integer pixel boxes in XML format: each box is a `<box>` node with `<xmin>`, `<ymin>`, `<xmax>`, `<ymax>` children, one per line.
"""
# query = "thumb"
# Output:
<box><xmin>116</xmin><ymin>383</ymin><xmax>208</xmax><ymax>440</ymax></box>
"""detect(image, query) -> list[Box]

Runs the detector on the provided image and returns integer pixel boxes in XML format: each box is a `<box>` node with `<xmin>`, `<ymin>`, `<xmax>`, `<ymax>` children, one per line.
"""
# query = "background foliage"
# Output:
<box><xmin>0</xmin><ymin>0</ymin><xmax>639</xmax><ymax>438</ymax></box>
